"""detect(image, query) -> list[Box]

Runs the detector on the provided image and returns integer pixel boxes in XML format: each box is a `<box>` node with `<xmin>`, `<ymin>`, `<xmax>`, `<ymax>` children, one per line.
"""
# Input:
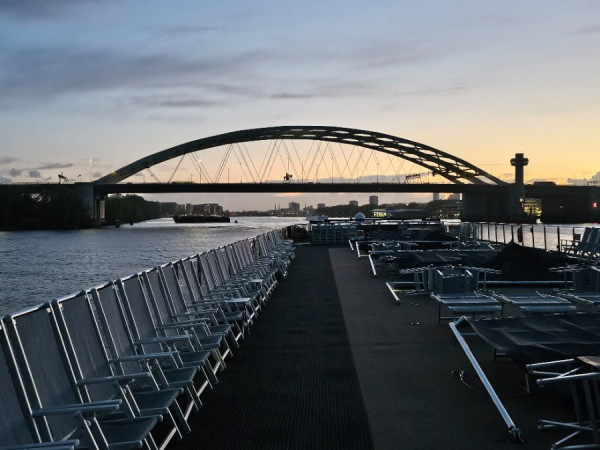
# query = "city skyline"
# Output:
<box><xmin>1</xmin><ymin>1</ymin><xmax>599</xmax><ymax>210</ymax></box>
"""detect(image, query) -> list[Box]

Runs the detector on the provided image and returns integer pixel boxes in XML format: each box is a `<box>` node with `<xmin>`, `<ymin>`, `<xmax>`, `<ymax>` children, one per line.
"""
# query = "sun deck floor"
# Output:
<box><xmin>171</xmin><ymin>245</ymin><xmax>579</xmax><ymax>449</ymax></box>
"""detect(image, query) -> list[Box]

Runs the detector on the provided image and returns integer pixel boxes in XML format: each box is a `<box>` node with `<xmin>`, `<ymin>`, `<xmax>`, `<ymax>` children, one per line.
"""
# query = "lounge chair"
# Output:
<box><xmin>89</xmin><ymin>283</ymin><xmax>203</xmax><ymax>415</ymax></box>
<box><xmin>0</xmin><ymin>321</ymin><xmax>80</xmax><ymax>449</ymax></box>
<box><xmin>51</xmin><ymin>292</ymin><xmax>189</xmax><ymax>444</ymax></box>
<box><xmin>159</xmin><ymin>263</ymin><xmax>241</xmax><ymax>350</ymax></box>
<box><xmin>197</xmin><ymin>252</ymin><xmax>261</xmax><ymax>321</ymax></box>
<box><xmin>492</xmin><ymin>291</ymin><xmax>577</xmax><ymax>315</ymax></box>
<box><xmin>142</xmin><ymin>268</ymin><xmax>227</xmax><ymax>382</ymax></box>
<box><xmin>176</xmin><ymin>256</ymin><xmax>247</xmax><ymax>338</ymax></box>
<box><xmin>116</xmin><ymin>274</ymin><xmax>217</xmax><ymax>390</ymax></box>
<box><xmin>526</xmin><ymin>356</ymin><xmax>600</xmax><ymax>449</ymax></box>
<box><xmin>155</xmin><ymin>264</ymin><xmax>234</xmax><ymax>357</ymax></box>
<box><xmin>430</xmin><ymin>291</ymin><xmax>502</xmax><ymax>322</ymax></box>
<box><xmin>3</xmin><ymin>305</ymin><xmax>161</xmax><ymax>450</ymax></box>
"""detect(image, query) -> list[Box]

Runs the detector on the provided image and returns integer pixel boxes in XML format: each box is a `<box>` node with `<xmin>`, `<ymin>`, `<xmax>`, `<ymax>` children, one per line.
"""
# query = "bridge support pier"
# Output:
<box><xmin>74</xmin><ymin>183</ymin><xmax>105</xmax><ymax>227</ymax></box>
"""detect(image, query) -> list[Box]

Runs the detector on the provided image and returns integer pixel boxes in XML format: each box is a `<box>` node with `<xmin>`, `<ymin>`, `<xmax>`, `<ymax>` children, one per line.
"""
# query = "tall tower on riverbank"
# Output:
<box><xmin>510</xmin><ymin>153</ymin><xmax>529</xmax><ymax>185</ymax></box>
<box><xmin>509</xmin><ymin>153</ymin><xmax>529</xmax><ymax>221</ymax></box>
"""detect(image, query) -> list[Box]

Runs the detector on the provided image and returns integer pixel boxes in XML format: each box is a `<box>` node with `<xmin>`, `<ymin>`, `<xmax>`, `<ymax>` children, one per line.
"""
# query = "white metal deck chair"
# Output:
<box><xmin>177</xmin><ymin>256</ymin><xmax>246</xmax><ymax>339</ymax></box>
<box><xmin>142</xmin><ymin>268</ymin><xmax>226</xmax><ymax>381</ymax></box>
<box><xmin>50</xmin><ymin>292</ymin><xmax>189</xmax><ymax>446</ymax></box>
<box><xmin>265</xmin><ymin>230</ymin><xmax>296</xmax><ymax>258</ymax></box>
<box><xmin>90</xmin><ymin>283</ymin><xmax>203</xmax><ymax>414</ymax></box>
<box><xmin>492</xmin><ymin>292</ymin><xmax>578</xmax><ymax>315</ymax></box>
<box><xmin>229</xmin><ymin>241</ymin><xmax>278</xmax><ymax>296</ymax></box>
<box><xmin>165</xmin><ymin>261</ymin><xmax>243</xmax><ymax>349</ymax></box>
<box><xmin>116</xmin><ymin>273</ymin><xmax>217</xmax><ymax>389</ymax></box>
<box><xmin>160</xmin><ymin>263</ymin><xmax>237</xmax><ymax>349</ymax></box>
<box><xmin>206</xmin><ymin>250</ymin><xmax>264</xmax><ymax>311</ymax></box>
<box><xmin>0</xmin><ymin>321</ymin><xmax>80</xmax><ymax>450</ymax></box>
<box><xmin>430</xmin><ymin>291</ymin><xmax>502</xmax><ymax>322</ymax></box>
<box><xmin>527</xmin><ymin>356</ymin><xmax>600</xmax><ymax>448</ymax></box>
<box><xmin>255</xmin><ymin>234</ymin><xmax>292</xmax><ymax>276</ymax></box>
<box><xmin>3</xmin><ymin>305</ymin><xmax>160</xmax><ymax>450</ymax></box>
<box><xmin>567</xmin><ymin>228</ymin><xmax>600</xmax><ymax>260</ymax></box>
<box><xmin>197</xmin><ymin>252</ymin><xmax>259</xmax><ymax>322</ymax></box>
<box><xmin>214</xmin><ymin>247</ymin><xmax>268</xmax><ymax>307</ymax></box>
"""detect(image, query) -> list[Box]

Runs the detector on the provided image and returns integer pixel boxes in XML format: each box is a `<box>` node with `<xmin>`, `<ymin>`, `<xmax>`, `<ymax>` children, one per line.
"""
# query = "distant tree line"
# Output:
<box><xmin>0</xmin><ymin>187</ymin><xmax>92</xmax><ymax>230</ymax></box>
<box><xmin>104</xmin><ymin>194</ymin><xmax>161</xmax><ymax>226</ymax></box>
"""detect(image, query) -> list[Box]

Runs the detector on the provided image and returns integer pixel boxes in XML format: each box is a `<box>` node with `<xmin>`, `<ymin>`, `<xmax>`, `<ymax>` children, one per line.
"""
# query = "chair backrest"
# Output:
<box><xmin>178</xmin><ymin>257</ymin><xmax>203</xmax><ymax>304</ymax></box>
<box><xmin>213</xmin><ymin>248</ymin><xmax>232</xmax><ymax>283</ymax></box>
<box><xmin>159</xmin><ymin>263</ymin><xmax>191</xmax><ymax>318</ymax></box>
<box><xmin>578</xmin><ymin>227</ymin><xmax>594</xmax><ymax>251</ymax></box>
<box><xmin>117</xmin><ymin>275</ymin><xmax>163</xmax><ymax>354</ymax></box>
<box><xmin>143</xmin><ymin>268</ymin><xmax>174</xmax><ymax>325</ymax></box>
<box><xmin>197</xmin><ymin>252</ymin><xmax>219</xmax><ymax>292</ymax></box>
<box><xmin>236</xmin><ymin>240</ymin><xmax>256</xmax><ymax>266</ymax></box>
<box><xmin>206</xmin><ymin>250</ymin><xmax>227</xmax><ymax>286</ymax></box>
<box><xmin>5</xmin><ymin>306</ymin><xmax>82</xmax><ymax>442</ymax></box>
<box><xmin>224</xmin><ymin>245</ymin><xmax>240</xmax><ymax>274</ymax></box>
<box><xmin>90</xmin><ymin>284</ymin><xmax>140</xmax><ymax>376</ymax></box>
<box><xmin>52</xmin><ymin>293</ymin><xmax>116</xmax><ymax>404</ymax></box>
<box><xmin>0</xmin><ymin>320</ymin><xmax>48</xmax><ymax>446</ymax></box>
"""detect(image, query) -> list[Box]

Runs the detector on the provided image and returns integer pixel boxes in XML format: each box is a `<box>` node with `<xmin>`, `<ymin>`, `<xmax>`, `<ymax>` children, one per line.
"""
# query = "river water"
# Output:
<box><xmin>2</xmin><ymin>217</ymin><xmax>597</xmax><ymax>316</ymax></box>
<box><xmin>0</xmin><ymin>216</ymin><xmax>304</xmax><ymax>316</ymax></box>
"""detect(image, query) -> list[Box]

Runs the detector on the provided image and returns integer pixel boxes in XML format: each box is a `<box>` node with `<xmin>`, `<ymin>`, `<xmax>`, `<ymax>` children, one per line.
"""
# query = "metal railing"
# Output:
<box><xmin>468</xmin><ymin>222</ymin><xmax>596</xmax><ymax>253</ymax></box>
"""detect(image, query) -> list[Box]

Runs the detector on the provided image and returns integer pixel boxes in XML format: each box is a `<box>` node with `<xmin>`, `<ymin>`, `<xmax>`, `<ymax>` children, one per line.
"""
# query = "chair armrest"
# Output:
<box><xmin>33</xmin><ymin>400</ymin><xmax>121</xmax><ymax>416</ymax></box>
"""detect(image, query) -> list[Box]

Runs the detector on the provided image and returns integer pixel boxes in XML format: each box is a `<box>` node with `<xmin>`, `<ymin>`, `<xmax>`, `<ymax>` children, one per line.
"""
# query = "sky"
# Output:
<box><xmin>1</xmin><ymin>0</ymin><xmax>599</xmax><ymax>211</ymax></box>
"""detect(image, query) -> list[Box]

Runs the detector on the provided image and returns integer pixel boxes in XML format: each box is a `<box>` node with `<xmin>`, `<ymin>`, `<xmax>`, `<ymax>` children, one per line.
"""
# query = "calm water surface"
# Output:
<box><xmin>0</xmin><ymin>216</ymin><xmax>304</xmax><ymax>315</ymax></box>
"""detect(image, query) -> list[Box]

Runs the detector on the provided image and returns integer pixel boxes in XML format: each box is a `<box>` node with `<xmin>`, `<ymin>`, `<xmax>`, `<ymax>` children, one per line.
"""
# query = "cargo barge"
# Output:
<box><xmin>173</xmin><ymin>215</ymin><xmax>231</xmax><ymax>223</ymax></box>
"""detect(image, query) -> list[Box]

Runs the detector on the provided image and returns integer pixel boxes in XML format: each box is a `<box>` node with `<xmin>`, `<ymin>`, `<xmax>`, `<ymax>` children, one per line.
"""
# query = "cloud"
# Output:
<box><xmin>0</xmin><ymin>157</ymin><xmax>20</xmax><ymax>165</ymax></box>
<box><xmin>0</xmin><ymin>42</ymin><xmax>270</xmax><ymax>108</ymax></box>
<box><xmin>32</xmin><ymin>162</ymin><xmax>74</xmax><ymax>170</ymax></box>
<box><xmin>161</xmin><ymin>25</ymin><xmax>225</xmax><ymax>36</ymax></box>
<box><xmin>0</xmin><ymin>176</ymin><xmax>11</xmax><ymax>183</ymax></box>
<box><xmin>127</xmin><ymin>95</ymin><xmax>220</xmax><ymax>109</ymax></box>
<box><xmin>567</xmin><ymin>171</ymin><xmax>600</xmax><ymax>185</ymax></box>
<box><xmin>9</xmin><ymin>168</ymin><xmax>22</xmax><ymax>177</ymax></box>
<box><xmin>0</xmin><ymin>0</ymin><xmax>101</xmax><ymax>20</ymax></box>
<box><xmin>27</xmin><ymin>170</ymin><xmax>42</xmax><ymax>178</ymax></box>
<box><xmin>570</xmin><ymin>25</ymin><xmax>600</xmax><ymax>35</ymax></box>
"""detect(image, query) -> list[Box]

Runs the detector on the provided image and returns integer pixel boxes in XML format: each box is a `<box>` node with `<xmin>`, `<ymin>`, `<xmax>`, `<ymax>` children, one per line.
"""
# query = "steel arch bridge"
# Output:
<box><xmin>95</xmin><ymin>126</ymin><xmax>506</xmax><ymax>186</ymax></box>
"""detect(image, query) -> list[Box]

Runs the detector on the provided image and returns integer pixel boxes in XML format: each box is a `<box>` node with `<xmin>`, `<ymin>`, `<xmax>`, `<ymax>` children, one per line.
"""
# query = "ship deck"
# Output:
<box><xmin>172</xmin><ymin>244</ymin><xmax>581</xmax><ymax>449</ymax></box>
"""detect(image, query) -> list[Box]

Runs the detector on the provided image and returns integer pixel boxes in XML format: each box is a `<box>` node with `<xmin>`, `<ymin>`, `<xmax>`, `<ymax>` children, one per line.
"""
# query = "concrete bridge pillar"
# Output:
<box><xmin>74</xmin><ymin>183</ymin><xmax>104</xmax><ymax>226</ymax></box>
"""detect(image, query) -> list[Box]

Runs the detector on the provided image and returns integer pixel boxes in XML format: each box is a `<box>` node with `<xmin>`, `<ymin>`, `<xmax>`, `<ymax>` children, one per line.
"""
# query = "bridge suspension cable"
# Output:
<box><xmin>95</xmin><ymin>126</ymin><xmax>506</xmax><ymax>186</ymax></box>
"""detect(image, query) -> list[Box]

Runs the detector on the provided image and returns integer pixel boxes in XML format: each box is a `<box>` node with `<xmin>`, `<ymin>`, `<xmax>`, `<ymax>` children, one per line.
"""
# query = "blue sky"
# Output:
<box><xmin>1</xmin><ymin>0</ymin><xmax>599</xmax><ymax>210</ymax></box>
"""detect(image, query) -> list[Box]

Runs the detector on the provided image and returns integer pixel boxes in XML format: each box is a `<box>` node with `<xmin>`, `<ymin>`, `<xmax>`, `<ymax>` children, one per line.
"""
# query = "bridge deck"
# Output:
<box><xmin>171</xmin><ymin>245</ymin><xmax>573</xmax><ymax>449</ymax></box>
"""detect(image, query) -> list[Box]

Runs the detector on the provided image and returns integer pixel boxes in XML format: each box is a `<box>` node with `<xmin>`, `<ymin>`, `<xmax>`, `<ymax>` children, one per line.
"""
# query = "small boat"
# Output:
<box><xmin>173</xmin><ymin>215</ymin><xmax>231</xmax><ymax>223</ymax></box>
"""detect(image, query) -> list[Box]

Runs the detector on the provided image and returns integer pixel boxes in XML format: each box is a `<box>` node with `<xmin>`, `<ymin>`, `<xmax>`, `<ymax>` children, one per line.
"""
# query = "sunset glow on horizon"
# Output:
<box><xmin>1</xmin><ymin>1</ymin><xmax>599</xmax><ymax>209</ymax></box>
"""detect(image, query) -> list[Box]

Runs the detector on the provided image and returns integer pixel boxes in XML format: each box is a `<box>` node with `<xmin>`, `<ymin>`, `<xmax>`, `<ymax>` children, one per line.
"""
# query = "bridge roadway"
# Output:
<box><xmin>1</xmin><ymin>181</ymin><xmax>597</xmax><ymax>222</ymax></box>
<box><xmin>92</xmin><ymin>182</ymin><xmax>502</xmax><ymax>195</ymax></box>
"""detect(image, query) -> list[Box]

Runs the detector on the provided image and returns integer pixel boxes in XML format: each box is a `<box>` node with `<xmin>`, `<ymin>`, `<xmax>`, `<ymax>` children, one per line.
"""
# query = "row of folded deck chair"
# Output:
<box><xmin>386</xmin><ymin>264</ymin><xmax>600</xmax><ymax>323</ymax></box>
<box><xmin>377</xmin><ymin>244</ymin><xmax>600</xmax><ymax>447</ymax></box>
<box><xmin>0</xmin><ymin>230</ymin><xmax>295</xmax><ymax>450</ymax></box>
<box><xmin>561</xmin><ymin>227</ymin><xmax>600</xmax><ymax>262</ymax></box>
<box><xmin>444</xmin><ymin>264</ymin><xmax>600</xmax><ymax>448</ymax></box>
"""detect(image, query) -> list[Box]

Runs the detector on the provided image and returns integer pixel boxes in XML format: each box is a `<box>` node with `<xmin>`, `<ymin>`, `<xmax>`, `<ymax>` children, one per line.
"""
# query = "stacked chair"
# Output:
<box><xmin>0</xmin><ymin>230</ymin><xmax>293</xmax><ymax>449</ymax></box>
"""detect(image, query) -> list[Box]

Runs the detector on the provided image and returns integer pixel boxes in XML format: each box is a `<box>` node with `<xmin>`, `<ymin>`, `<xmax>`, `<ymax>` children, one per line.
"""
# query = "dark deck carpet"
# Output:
<box><xmin>173</xmin><ymin>245</ymin><xmax>374</xmax><ymax>449</ymax></box>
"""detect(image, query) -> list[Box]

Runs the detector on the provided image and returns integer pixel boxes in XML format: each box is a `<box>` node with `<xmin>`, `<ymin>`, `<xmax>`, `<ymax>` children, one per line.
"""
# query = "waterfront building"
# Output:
<box><xmin>289</xmin><ymin>202</ymin><xmax>300</xmax><ymax>213</ymax></box>
<box><xmin>192</xmin><ymin>203</ymin><xmax>224</xmax><ymax>216</ymax></box>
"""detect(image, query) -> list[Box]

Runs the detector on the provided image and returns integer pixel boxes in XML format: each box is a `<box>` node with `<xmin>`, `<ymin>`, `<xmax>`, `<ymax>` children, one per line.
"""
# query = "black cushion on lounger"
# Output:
<box><xmin>468</xmin><ymin>313</ymin><xmax>600</xmax><ymax>367</ymax></box>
